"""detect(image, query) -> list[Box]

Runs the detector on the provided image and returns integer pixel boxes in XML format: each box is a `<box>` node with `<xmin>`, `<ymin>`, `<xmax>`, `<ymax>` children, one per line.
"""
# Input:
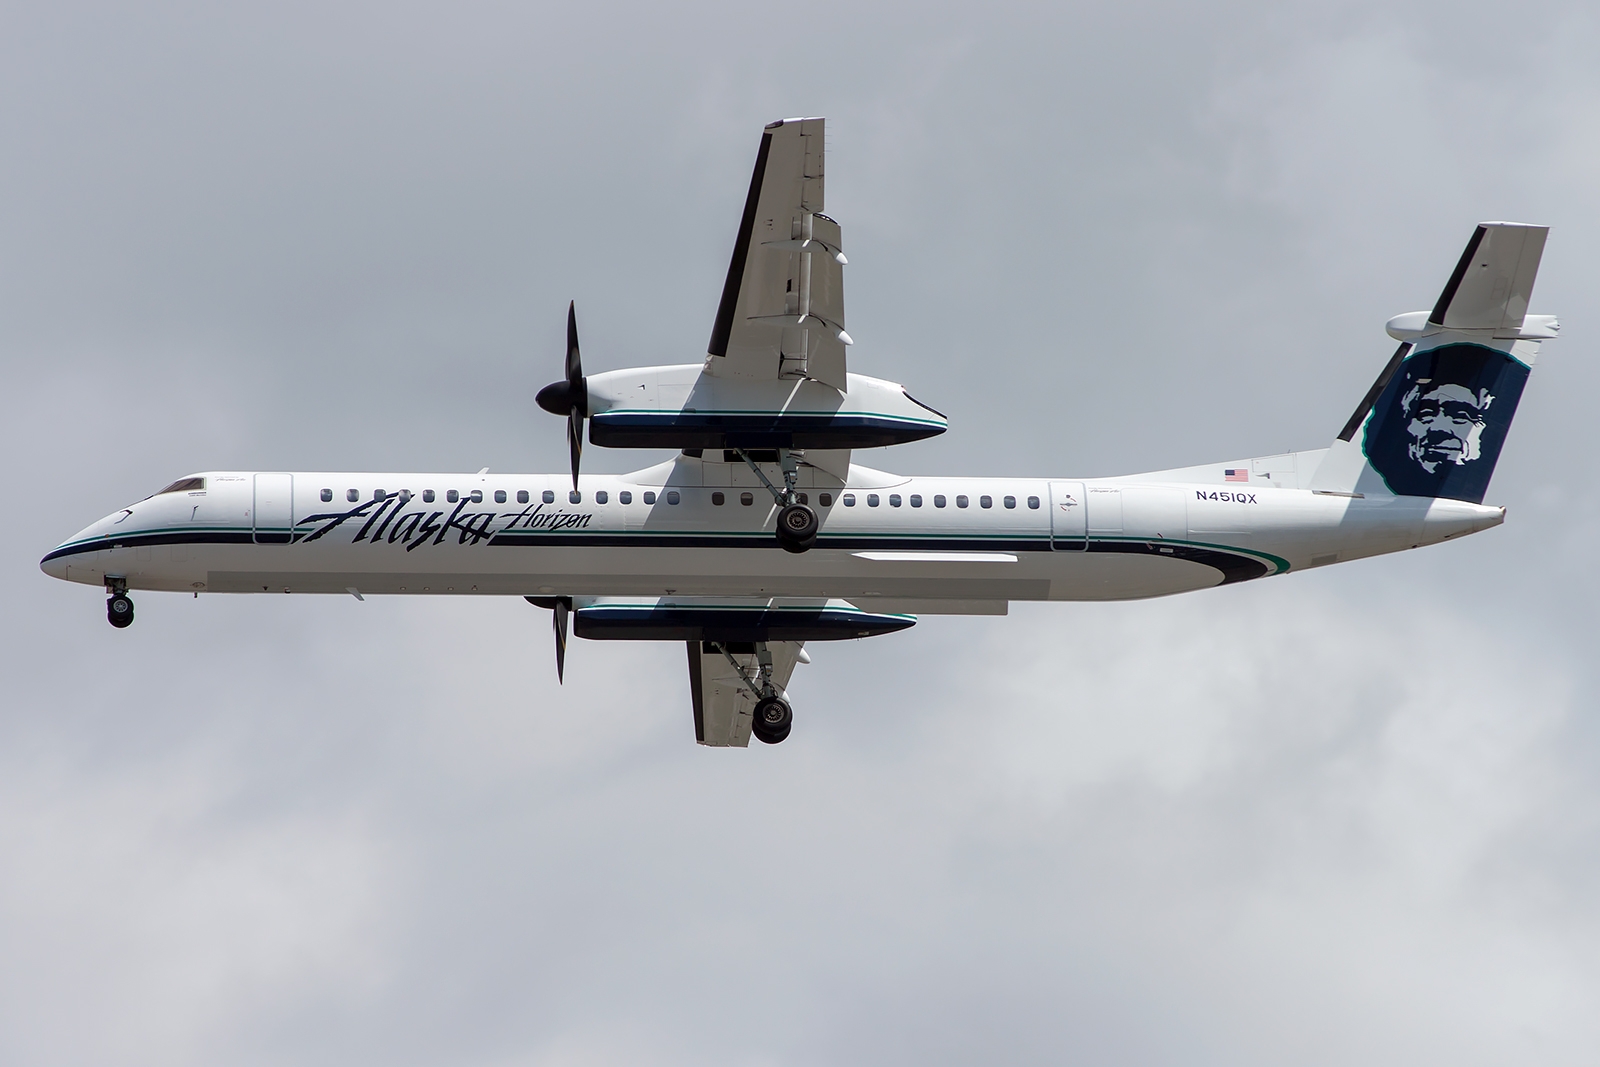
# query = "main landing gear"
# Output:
<box><xmin>106</xmin><ymin>577</ymin><xmax>134</xmax><ymax>629</ymax></box>
<box><xmin>752</xmin><ymin>695</ymin><xmax>793</xmax><ymax>744</ymax></box>
<box><xmin>711</xmin><ymin>639</ymin><xmax>795</xmax><ymax>744</ymax></box>
<box><xmin>735</xmin><ymin>447</ymin><xmax>819</xmax><ymax>553</ymax></box>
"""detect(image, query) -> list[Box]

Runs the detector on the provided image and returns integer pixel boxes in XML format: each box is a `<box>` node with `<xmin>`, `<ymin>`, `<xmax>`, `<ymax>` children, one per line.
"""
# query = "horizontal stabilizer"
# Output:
<box><xmin>1428</xmin><ymin>222</ymin><xmax>1548</xmax><ymax>332</ymax></box>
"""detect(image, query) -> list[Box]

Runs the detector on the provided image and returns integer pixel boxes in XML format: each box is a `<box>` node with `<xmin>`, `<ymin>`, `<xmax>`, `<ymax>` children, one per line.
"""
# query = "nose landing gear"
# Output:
<box><xmin>105</xmin><ymin>577</ymin><xmax>134</xmax><ymax>629</ymax></box>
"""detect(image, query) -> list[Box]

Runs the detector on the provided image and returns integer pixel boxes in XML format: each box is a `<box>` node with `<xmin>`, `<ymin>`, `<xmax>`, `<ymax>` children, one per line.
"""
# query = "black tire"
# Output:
<box><xmin>751</xmin><ymin>696</ymin><xmax>793</xmax><ymax>744</ymax></box>
<box><xmin>107</xmin><ymin>595</ymin><xmax>134</xmax><ymax>629</ymax></box>
<box><xmin>775</xmin><ymin>504</ymin><xmax>818</xmax><ymax>553</ymax></box>
<box><xmin>778</xmin><ymin>532</ymin><xmax>816</xmax><ymax>555</ymax></box>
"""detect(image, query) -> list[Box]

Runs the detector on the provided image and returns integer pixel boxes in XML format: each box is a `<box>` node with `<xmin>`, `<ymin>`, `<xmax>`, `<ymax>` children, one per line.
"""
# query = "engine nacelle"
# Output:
<box><xmin>581</xmin><ymin>365</ymin><xmax>946</xmax><ymax>450</ymax></box>
<box><xmin>571</xmin><ymin>597</ymin><xmax>916</xmax><ymax>642</ymax></box>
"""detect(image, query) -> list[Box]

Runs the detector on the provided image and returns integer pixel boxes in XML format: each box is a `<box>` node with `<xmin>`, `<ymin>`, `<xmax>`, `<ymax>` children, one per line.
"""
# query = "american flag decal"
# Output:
<box><xmin>1224</xmin><ymin>468</ymin><xmax>1249</xmax><ymax>482</ymax></box>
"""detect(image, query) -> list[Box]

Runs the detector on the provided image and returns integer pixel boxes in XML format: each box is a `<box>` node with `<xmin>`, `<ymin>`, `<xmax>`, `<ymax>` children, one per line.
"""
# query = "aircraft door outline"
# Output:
<box><xmin>1049</xmin><ymin>481</ymin><xmax>1086</xmax><ymax>550</ymax></box>
<box><xmin>254</xmin><ymin>473</ymin><xmax>293</xmax><ymax>544</ymax></box>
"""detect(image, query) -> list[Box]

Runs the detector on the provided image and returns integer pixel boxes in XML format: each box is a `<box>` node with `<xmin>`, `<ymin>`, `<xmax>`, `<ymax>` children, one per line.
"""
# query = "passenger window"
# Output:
<box><xmin>643</xmin><ymin>491</ymin><xmax>657</xmax><ymax>504</ymax></box>
<box><xmin>399</xmin><ymin>490</ymin><xmax>411</xmax><ymax>503</ymax></box>
<box><xmin>494</xmin><ymin>490</ymin><xmax>507</xmax><ymax>504</ymax></box>
<box><xmin>320</xmin><ymin>488</ymin><xmax>332</xmax><ymax>502</ymax></box>
<box><xmin>889</xmin><ymin>494</ymin><xmax>902</xmax><ymax>507</ymax></box>
<box><xmin>423</xmin><ymin>490</ymin><xmax>435</xmax><ymax>503</ymax></box>
<box><xmin>712</xmin><ymin>492</ymin><xmax>725</xmax><ymax>506</ymax></box>
<box><xmin>819</xmin><ymin>493</ymin><xmax>833</xmax><ymax>507</ymax></box>
<box><xmin>934</xmin><ymin>494</ymin><xmax>946</xmax><ymax>508</ymax></box>
<box><xmin>666</xmin><ymin>491</ymin><xmax>680</xmax><ymax>505</ymax></box>
<box><xmin>1028</xmin><ymin>495</ymin><xmax>1040</xmax><ymax>509</ymax></box>
<box><xmin>980</xmin><ymin>495</ymin><xmax>993</xmax><ymax>509</ymax></box>
<box><xmin>348</xmin><ymin>489</ymin><xmax>360</xmax><ymax>502</ymax></box>
<box><xmin>910</xmin><ymin>494</ymin><xmax>922</xmax><ymax>507</ymax></box>
<box><xmin>797</xmin><ymin>493</ymin><xmax>808</xmax><ymax>505</ymax></box>
<box><xmin>867</xmin><ymin>494</ymin><xmax>880</xmax><ymax>507</ymax></box>
<box><xmin>569</xmin><ymin>491</ymin><xmax>581</xmax><ymax>503</ymax></box>
<box><xmin>470</xmin><ymin>490</ymin><xmax>483</xmax><ymax>504</ymax></box>
<box><xmin>842</xmin><ymin>493</ymin><xmax>856</xmax><ymax>506</ymax></box>
<box><xmin>956</xmin><ymin>495</ymin><xmax>969</xmax><ymax>508</ymax></box>
<box><xmin>1004</xmin><ymin>495</ymin><xmax>1016</xmax><ymax>509</ymax></box>
<box><xmin>447</xmin><ymin>490</ymin><xmax>459</xmax><ymax>503</ymax></box>
<box><xmin>374</xmin><ymin>489</ymin><xmax>387</xmax><ymax>501</ymax></box>
<box><xmin>542</xmin><ymin>490</ymin><xmax>555</xmax><ymax>503</ymax></box>
<box><xmin>620</xmin><ymin>491</ymin><xmax>632</xmax><ymax>504</ymax></box>
<box><xmin>517</xmin><ymin>490</ymin><xmax>528</xmax><ymax>504</ymax></box>
<box><xmin>596</xmin><ymin>491</ymin><xmax>608</xmax><ymax>504</ymax></box>
<box><xmin>740</xmin><ymin>492</ymin><xmax>753</xmax><ymax>506</ymax></box>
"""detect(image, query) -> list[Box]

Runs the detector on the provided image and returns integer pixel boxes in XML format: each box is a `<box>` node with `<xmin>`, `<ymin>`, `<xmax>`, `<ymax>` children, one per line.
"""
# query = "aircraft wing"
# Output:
<box><xmin>568</xmin><ymin>595</ymin><xmax>915</xmax><ymax>747</ymax></box>
<box><xmin>706</xmin><ymin>117</ymin><xmax>850</xmax><ymax>391</ymax></box>
<box><xmin>686</xmin><ymin>640</ymin><xmax>804</xmax><ymax>747</ymax></box>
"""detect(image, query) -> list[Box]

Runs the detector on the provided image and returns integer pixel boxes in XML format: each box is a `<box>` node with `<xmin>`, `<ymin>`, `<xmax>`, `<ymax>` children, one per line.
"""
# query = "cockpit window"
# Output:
<box><xmin>157</xmin><ymin>477</ymin><xmax>206</xmax><ymax>495</ymax></box>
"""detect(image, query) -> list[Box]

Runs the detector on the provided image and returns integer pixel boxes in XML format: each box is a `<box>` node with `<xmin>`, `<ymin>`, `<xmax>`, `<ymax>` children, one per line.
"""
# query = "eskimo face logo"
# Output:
<box><xmin>1363</xmin><ymin>342</ymin><xmax>1529</xmax><ymax>504</ymax></box>
<box><xmin>1404</xmin><ymin>379</ymin><xmax>1493</xmax><ymax>473</ymax></box>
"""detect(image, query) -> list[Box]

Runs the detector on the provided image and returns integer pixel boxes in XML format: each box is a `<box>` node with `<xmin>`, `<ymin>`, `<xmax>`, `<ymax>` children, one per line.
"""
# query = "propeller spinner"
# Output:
<box><xmin>535</xmin><ymin>301</ymin><xmax>588</xmax><ymax>490</ymax></box>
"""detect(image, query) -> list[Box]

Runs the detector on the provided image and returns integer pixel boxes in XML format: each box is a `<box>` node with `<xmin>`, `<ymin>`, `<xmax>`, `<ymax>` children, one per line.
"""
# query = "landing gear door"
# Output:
<box><xmin>1049</xmin><ymin>481</ymin><xmax>1086</xmax><ymax>550</ymax></box>
<box><xmin>253</xmin><ymin>473</ymin><xmax>293</xmax><ymax>544</ymax></box>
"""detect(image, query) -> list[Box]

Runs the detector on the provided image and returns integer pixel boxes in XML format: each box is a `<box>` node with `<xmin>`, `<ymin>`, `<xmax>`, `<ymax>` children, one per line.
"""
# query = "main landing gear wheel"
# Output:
<box><xmin>751</xmin><ymin>696</ymin><xmax>793</xmax><ymax>744</ymax></box>
<box><xmin>775</xmin><ymin>503</ymin><xmax>819</xmax><ymax>554</ymax></box>
<box><xmin>107</xmin><ymin>594</ymin><xmax>134</xmax><ymax>629</ymax></box>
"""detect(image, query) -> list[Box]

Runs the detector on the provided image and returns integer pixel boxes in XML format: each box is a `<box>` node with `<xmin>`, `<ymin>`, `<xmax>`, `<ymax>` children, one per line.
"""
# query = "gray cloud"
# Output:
<box><xmin>4</xmin><ymin>2</ymin><xmax>1599</xmax><ymax>1064</ymax></box>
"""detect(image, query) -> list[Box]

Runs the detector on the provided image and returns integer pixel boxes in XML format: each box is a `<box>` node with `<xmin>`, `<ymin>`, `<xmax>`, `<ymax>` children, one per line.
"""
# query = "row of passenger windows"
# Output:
<box><xmin>843</xmin><ymin>492</ymin><xmax>1038</xmax><ymax>510</ymax></box>
<box><xmin>320</xmin><ymin>487</ymin><xmax>673</xmax><ymax>506</ymax></box>
<box><xmin>711</xmin><ymin>492</ymin><xmax>828</xmax><ymax>507</ymax></box>
<box><xmin>317</xmin><ymin>487</ymin><xmax>1039</xmax><ymax>510</ymax></box>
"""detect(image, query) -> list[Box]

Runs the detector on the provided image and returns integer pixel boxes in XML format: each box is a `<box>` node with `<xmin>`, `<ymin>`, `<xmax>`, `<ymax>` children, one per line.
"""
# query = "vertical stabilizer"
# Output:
<box><xmin>1309</xmin><ymin>223</ymin><xmax>1557</xmax><ymax>503</ymax></box>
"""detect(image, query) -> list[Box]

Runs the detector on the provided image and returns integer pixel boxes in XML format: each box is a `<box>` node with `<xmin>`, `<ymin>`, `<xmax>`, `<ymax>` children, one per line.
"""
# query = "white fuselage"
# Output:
<box><xmin>42</xmin><ymin>450</ymin><xmax>1504</xmax><ymax>606</ymax></box>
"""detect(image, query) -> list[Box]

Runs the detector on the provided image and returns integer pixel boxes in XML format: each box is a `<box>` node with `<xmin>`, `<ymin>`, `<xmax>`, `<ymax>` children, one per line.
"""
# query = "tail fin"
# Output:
<box><xmin>1310</xmin><ymin>223</ymin><xmax>1557</xmax><ymax>503</ymax></box>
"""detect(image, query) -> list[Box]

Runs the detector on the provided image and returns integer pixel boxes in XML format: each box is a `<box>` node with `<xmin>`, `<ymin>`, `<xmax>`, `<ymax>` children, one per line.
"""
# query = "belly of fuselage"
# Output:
<box><xmin>81</xmin><ymin>537</ymin><xmax>1234</xmax><ymax>603</ymax></box>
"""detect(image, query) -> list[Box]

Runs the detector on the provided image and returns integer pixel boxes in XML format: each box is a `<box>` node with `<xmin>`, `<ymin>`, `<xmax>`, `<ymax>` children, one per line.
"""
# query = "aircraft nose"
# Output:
<box><xmin>39</xmin><ymin>549</ymin><xmax>69</xmax><ymax>580</ymax></box>
<box><xmin>41</xmin><ymin>512</ymin><xmax>121</xmax><ymax>582</ymax></box>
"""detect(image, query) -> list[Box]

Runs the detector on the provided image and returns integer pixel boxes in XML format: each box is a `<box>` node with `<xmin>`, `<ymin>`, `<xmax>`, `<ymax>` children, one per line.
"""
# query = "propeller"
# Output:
<box><xmin>524</xmin><ymin>595</ymin><xmax>573</xmax><ymax>683</ymax></box>
<box><xmin>535</xmin><ymin>301</ymin><xmax>588</xmax><ymax>490</ymax></box>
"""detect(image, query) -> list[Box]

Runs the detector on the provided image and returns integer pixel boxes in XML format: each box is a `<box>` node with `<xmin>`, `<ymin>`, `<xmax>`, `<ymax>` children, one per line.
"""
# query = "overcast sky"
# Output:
<box><xmin>4</xmin><ymin>2</ymin><xmax>1600</xmax><ymax>1064</ymax></box>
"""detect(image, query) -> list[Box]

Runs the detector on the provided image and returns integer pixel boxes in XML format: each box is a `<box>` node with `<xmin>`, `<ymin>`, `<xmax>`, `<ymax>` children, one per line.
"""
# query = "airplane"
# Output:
<box><xmin>41</xmin><ymin>117</ymin><xmax>1558</xmax><ymax>747</ymax></box>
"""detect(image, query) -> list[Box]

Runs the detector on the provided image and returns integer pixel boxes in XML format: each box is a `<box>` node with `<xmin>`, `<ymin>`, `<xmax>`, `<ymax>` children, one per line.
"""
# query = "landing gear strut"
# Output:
<box><xmin>736</xmin><ymin>447</ymin><xmax>818</xmax><ymax>553</ymax></box>
<box><xmin>713</xmin><ymin>640</ymin><xmax>795</xmax><ymax>744</ymax></box>
<box><xmin>106</xmin><ymin>577</ymin><xmax>134</xmax><ymax>629</ymax></box>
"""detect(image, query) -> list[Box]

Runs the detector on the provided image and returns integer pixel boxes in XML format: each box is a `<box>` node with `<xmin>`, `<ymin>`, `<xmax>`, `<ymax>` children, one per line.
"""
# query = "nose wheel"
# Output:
<box><xmin>107</xmin><ymin>593</ymin><xmax>134</xmax><ymax>628</ymax></box>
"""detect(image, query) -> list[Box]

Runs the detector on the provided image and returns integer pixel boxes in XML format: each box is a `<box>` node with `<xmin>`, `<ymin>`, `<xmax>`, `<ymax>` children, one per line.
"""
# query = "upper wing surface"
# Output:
<box><xmin>706</xmin><ymin>118</ymin><xmax>850</xmax><ymax>390</ymax></box>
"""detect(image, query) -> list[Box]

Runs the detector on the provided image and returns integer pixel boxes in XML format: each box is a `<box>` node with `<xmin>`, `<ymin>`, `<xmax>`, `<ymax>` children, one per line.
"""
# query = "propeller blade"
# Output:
<box><xmin>553</xmin><ymin>597</ymin><xmax>569</xmax><ymax>684</ymax></box>
<box><xmin>567</xmin><ymin>407</ymin><xmax>583</xmax><ymax>490</ymax></box>
<box><xmin>559</xmin><ymin>301</ymin><xmax>587</xmax><ymax>490</ymax></box>
<box><xmin>566</xmin><ymin>300</ymin><xmax>583</xmax><ymax>387</ymax></box>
